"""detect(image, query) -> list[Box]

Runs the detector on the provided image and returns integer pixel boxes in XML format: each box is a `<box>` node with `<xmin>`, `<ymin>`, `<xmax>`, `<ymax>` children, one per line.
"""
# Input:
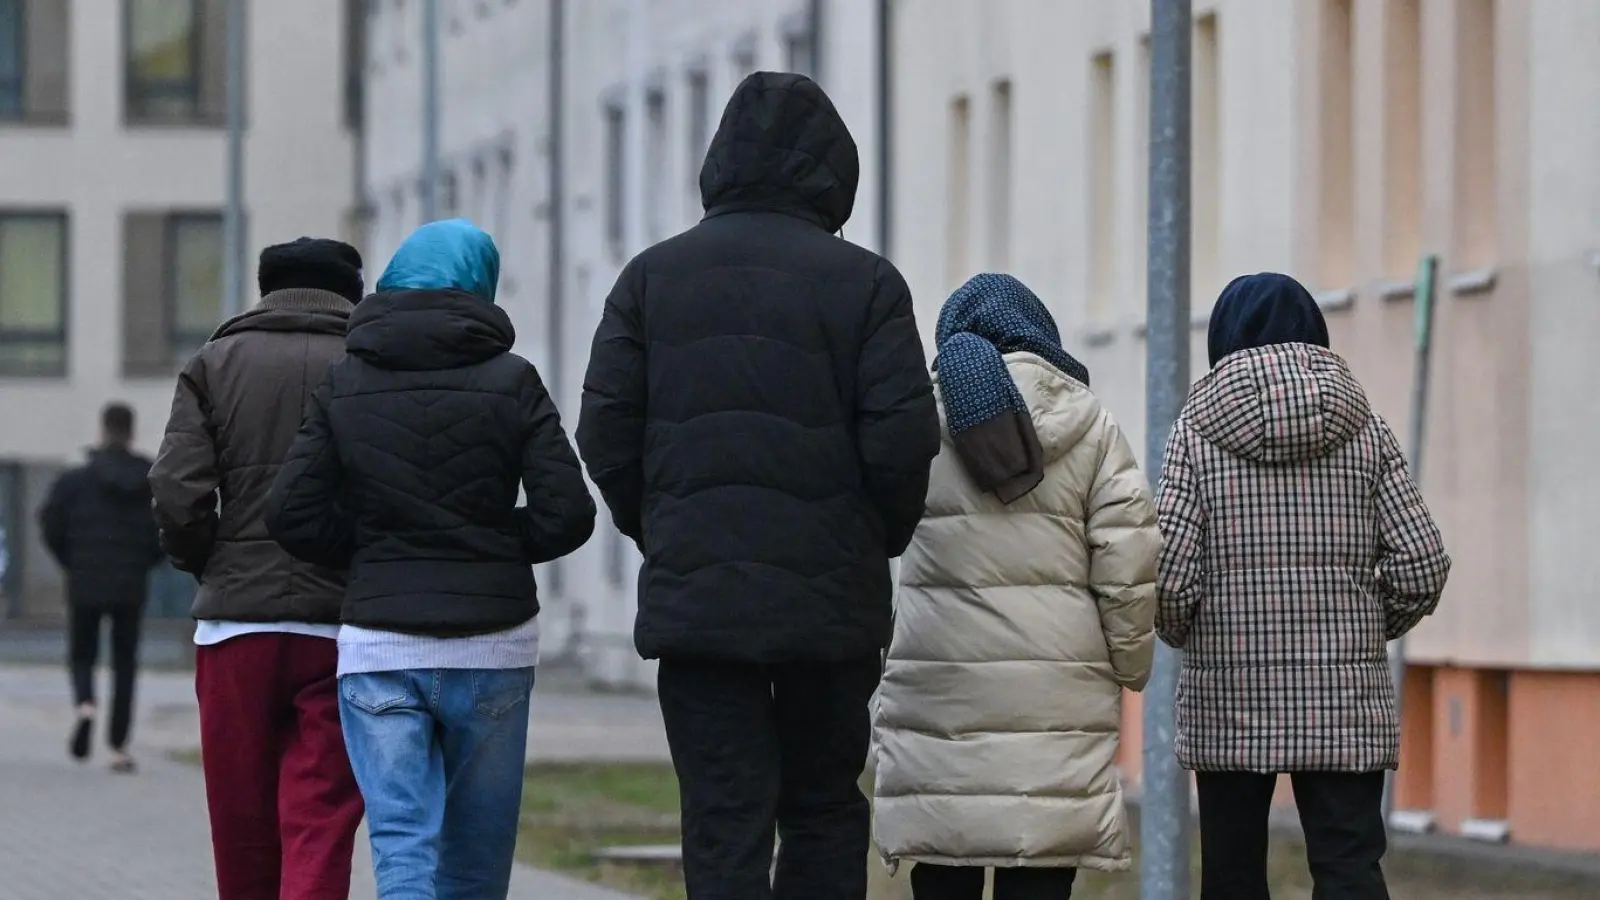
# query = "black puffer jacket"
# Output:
<box><xmin>267</xmin><ymin>291</ymin><xmax>596</xmax><ymax>636</ymax></box>
<box><xmin>577</xmin><ymin>71</ymin><xmax>940</xmax><ymax>663</ymax></box>
<box><xmin>40</xmin><ymin>447</ymin><xmax>164</xmax><ymax>609</ymax></box>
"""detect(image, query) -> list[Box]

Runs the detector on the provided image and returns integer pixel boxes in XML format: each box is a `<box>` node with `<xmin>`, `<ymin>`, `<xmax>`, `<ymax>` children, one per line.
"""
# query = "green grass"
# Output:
<box><xmin>519</xmin><ymin>762</ymin><xmax>1600</xmax><ymax>900</ymax></box>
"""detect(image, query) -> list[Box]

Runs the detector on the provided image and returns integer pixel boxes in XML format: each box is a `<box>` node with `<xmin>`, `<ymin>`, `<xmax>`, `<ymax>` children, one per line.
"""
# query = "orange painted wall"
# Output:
<box><xmin>1508</xmin><ymin>672</ymin><xmax>1600</xmax><ymax>851</ymax></box>
<box><xmin>1431</xmin><ymin>667</ymin><xmax>1510</xmax><ymax>831</ymax></box>
<box><xmin>1397</xmin><ymin>666</ymin><xmax>1436</xmax><ymax>809</ymax></box>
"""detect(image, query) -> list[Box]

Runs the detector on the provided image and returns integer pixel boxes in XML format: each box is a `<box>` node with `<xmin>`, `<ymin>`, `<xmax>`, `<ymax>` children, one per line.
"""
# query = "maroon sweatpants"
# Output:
<box><xmin>196</xmin><ymin>633</ymin><xmax>365</xmax><ymax>900</ymax></box>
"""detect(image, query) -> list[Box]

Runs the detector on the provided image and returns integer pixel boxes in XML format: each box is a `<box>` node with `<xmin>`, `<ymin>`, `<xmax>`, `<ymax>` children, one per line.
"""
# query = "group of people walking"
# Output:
<box><xmin>38</xmin><ymin>70</ymin><xmax>1450</xmax><ymax>900</ymax></box>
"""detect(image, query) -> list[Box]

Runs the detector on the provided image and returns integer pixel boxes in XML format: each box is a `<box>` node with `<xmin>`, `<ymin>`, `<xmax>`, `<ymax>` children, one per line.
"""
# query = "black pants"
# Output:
<box><xmin>1197</xmin><ymin>771</ymin><xmax>1390</xmax><ymax>900</ymax></box>
<box><xmin>911</xmin><ymin>864</ymin><xmax>1076</xmax><ymax>899</ymax></box>
<box><xmin>67</xmin><ymin>604</ymin><xmax>143</xmax><ymax>750</ymax></box>
<box><xmin>657</xmin><ymin>657</ymin><xmax>881</xmax><ymax>900</ymax></box>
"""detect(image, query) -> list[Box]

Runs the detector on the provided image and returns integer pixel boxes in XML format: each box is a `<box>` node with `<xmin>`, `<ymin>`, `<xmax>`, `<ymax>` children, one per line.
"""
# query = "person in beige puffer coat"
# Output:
<box><xmin>873</xmin><ymin>274</ymin><xmax>1159</xmax><ymax>900</ymax></box>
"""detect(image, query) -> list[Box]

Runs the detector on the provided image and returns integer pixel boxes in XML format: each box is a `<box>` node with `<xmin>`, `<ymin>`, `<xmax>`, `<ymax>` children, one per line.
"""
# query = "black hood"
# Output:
<box><xmin>88</xmin><ymin>447</ymin><xmax>152</xmax><ymax>499</ymax></box>
<box><xmin>1206</xmin><ymin>272</ymin><xmax>1331</xmax><ymax>368</ymax></box>
<box><xmin>698</xmin><ymin>71</ymin><xmax>859</xmax><ymax>233</ymax></box>
<box><xmin>346</xmin><ymin>289</ymin><xmax>516</xmax><ymax>372</ymax></box>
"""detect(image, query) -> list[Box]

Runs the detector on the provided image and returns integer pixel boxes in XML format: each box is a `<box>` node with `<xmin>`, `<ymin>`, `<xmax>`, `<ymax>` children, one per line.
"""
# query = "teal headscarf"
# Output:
<box><xmin>376</xmin><ymin>219</ymin><xmax>501</xmax><ymax>303</ymax></box>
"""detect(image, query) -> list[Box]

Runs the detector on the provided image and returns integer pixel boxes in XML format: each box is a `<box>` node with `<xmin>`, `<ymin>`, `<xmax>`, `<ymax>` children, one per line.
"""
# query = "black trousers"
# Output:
<box><xmin>67</xmin><ymin>604</ymin><xmax>144</xmax><ymax>750</ymax></box>
<box><xmin>911</xmin><ymin>864</ymin><xmax>1076</xmax><ymax>899</ymax></box>
<box><xmin>1196</xmin><ymin>771</ymin><xmax>1390</xmax><ymax>900</ymax></box>
<box><xmin>657</xmin><ymin>657</ymin><xmax>881</xmax><ymax>900</ymax></box>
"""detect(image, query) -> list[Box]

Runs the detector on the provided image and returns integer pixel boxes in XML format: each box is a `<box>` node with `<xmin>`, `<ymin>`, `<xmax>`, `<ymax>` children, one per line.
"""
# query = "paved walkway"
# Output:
<box><xmin>0</xmin><ymin>664</ymin><xmax>663</xmax><ymax>900</ymax></box>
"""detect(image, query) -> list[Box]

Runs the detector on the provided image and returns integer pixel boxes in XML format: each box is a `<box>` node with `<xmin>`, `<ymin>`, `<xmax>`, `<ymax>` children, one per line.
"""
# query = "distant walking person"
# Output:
<box><xmin>150</xmin><ymin>238</ymin><xmax>367</xmax><ymax>900</ymax></box>
<box><xmin>578</xmin><ymin>72</ymin><xmax>940</xmax><ymax>900</ymax></box>
<box><xmin>268</xmin><ymin>219</ymin><xmax>595</xmax><ymax>900</ymax></box>
<box><xmin>40</xmin><ymin>402</ymin><xmax>164</xmax><ymax>773</ymax></box>
<box><xmin>873</xmin><ymin>275</ymin><xmax>1160</xmax><ymax>900</ymax></box>
<box><xmin>1155</xmin><ymin>272</ymin><xmax>1452</xmax><ymax>900</ymax></box>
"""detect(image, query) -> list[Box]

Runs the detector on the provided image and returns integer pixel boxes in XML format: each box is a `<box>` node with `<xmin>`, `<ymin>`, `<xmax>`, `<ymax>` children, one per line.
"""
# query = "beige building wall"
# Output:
<box><xmin>0</xmin><ymin>2</ymin><xmax>357</xmax><ymax>464</ymax></box>
<box><xmin>890</xmin><ymin>0</ymin><xmax>1600</xmax><ymax>673</ymax></box>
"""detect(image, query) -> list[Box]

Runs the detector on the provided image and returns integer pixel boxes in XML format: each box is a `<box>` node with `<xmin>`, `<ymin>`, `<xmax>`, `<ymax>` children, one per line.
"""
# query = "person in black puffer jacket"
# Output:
<box><xmin>577</xmin><ymin>71</ymin><xmax>940</xmax><ymax>900</ymax></box>
<box><xmin>40</xmin><ymin>402</ymin><xmax>164</xmax><ymax>771</ymax></box>
<box><xmin>267</xmin><ymin>218</ymin><xmax>595</xmax><ymax>897</ymax></box>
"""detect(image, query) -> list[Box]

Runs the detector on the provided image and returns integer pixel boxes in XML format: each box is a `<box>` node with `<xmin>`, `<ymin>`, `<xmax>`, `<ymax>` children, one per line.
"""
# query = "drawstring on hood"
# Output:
<box><xmin>933</xmin><ymin>274</ymin><xmax>1091</xmax><ymax>503</ymax></box>
<box><xmin>699</xmin><ymin>72</ymin><xmax>860</xmax><ymax>233</ymax></box>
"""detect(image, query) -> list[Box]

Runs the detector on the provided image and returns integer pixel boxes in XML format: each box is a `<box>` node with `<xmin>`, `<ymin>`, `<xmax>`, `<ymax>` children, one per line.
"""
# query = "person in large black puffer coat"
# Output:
<box><xmin>577</xmin><ymin>71</ymin><xmax>940</xmax><ymax>900</ymax></box>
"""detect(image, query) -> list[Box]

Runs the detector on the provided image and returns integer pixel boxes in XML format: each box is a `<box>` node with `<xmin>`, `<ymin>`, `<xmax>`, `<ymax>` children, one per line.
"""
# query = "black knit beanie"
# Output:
<box><xmin>257</xmin><ymin>237</ymin><xmax>365</xmax><ymax>305</ymax></box>
<box><xmin>1206</xmin><ymin>272</ymin><xmax>1330</xmax><ymax>368</ymax></box>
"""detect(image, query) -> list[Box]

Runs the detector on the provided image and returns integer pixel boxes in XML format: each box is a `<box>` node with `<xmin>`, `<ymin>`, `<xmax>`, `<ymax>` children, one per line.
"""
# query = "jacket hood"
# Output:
<box><xmin>88</xmin><ymin>447</ymin><xmax>152</xmax><ymax>499</ymax></box>
<box><xmin>377</xmin><ymin>219</ymin><xmax>500</xmax><ymax>303</ymax></box>
<box><xmin>1184</xmin><ymin>343</ymin><xmax>1370</xmax><ymax>464</ymax></box>
<box><xmin>699</xmin><ymin>71</ymin><xmax>859</xmax><ymax>232</ymax></box>
<box><xmin>210</xmin><ymin>288</ymin><xmax>353</xmax><ymax>341</ymax></box>
<box><xmin>346</xmin><ymin>289</ymin><xmax>516</xmax><ymax>372</ymax></box>
<box><xmin>1207</xmin><ymin>271</ymin><xmax>1330</xmax><ymax>368</ymax></box>
<box><xmin>937</xmin><ymin>353</ymin><xmax>1102</xmax><ymax>465</ymax></box>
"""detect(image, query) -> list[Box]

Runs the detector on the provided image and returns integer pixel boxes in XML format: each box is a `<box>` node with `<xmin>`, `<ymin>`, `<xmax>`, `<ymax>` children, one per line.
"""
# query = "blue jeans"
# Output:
<box><xmin>339</xmin><ymin>668</ymin><xmax>535</xmax><ymax>900</ymax></box>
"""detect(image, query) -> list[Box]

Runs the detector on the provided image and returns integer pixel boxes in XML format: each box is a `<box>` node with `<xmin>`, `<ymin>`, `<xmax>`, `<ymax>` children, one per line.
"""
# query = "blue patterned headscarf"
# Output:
<box><xmin>934</xmin><ymin>274</ymin><xmax>1090</xmax><ymax>435</ymax></box>
<box><xmin>377</xmin><ymin>219</ymin><xmax>501</xmax><ymax>303</ymax></box>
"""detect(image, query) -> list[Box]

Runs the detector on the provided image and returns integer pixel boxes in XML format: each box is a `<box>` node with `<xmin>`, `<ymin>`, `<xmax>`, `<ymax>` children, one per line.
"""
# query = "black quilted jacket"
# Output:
<box><xmin>267</xmin><ymin>289</ymin><xmax>596</xmax><ymax>636</ymax></box>
<box><xmin>576</xmin><ymin>72</ymin><xmax>940</xmax><ymax>663</ymax></box>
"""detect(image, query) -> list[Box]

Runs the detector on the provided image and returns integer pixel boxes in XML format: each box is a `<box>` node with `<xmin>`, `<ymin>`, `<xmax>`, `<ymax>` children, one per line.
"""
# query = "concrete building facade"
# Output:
<box><xmin>888</xmin><ymin>0</ymin><xmax>1600</xmax><ymax>853</ymax></box>
<box><xmin>360</xmin><ymin>0</ymin><xmax>885</xmax><ymax>689</ymax></box>
<box><xmin>0</xmin><ymin>1</ymin><xmax>361</xmax><ymax>621</ymax></box>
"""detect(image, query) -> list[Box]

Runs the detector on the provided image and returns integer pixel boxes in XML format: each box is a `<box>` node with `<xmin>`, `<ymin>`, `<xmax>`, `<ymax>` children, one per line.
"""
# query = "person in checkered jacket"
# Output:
<box><xmin>1155</xmin><ymin>271</ymin><xmax>1451</xmax><ymax>900</ymax></box>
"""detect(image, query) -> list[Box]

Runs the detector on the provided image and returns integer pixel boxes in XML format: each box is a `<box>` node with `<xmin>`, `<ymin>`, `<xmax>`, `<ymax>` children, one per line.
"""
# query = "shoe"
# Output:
<box><xmin>69</xmin><ymin>707</ymin><xmax>94</xmax><ymax>761</ymax></box>
<box><xmin>108</xmin><ymin>751</ymin><xmax>136</xmax><ymax>775</ymax></box>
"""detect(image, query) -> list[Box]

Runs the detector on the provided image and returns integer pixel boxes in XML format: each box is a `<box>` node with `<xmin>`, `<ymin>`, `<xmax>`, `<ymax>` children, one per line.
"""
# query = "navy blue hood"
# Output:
<box><xmin>1206</xmin><ymin>272</ymin><xmax>1330</xmax><ymax>368</ymax></box>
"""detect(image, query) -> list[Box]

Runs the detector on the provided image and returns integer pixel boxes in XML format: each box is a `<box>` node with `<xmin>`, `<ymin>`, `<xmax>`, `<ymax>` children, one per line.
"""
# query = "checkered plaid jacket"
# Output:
<box><xmin>1154</xmin><ymin>343</ymin><xmax>1450</xmax><ymax>773</ymax></box>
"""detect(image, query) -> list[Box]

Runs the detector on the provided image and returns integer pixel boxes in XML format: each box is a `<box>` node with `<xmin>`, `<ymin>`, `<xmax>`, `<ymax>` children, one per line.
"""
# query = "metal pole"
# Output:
<box><xmin>419</xmin><ymin>0</ymin><xmax>441</xmax><ymax>222</ymax></box>
<box><xmin>1141</xmin><ymin>1</ymin><xmax>1193</xmax><ymax>898</ymax></box>
<box><xmin>875</xmin><ymin>0</ymin><xmax>892</xmax><ymax>256</ymax></box>
<box><xmin>1384</xmin><ymin>252</ymin><xmax>1439</xmax><ymax>822</ymax></box>
<box><xmin>221</xmin><ymin>0</ymin><xmax>247</xmax><ymax>316</ymax></box>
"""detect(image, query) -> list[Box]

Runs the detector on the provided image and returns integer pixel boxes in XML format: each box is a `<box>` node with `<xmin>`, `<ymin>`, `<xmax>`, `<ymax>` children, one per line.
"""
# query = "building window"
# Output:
<box><xmin>0</xmin><ymin>0</ymin><xmax>70</xmax><ymax>124</ymax></box>
<box><xmin>344</xmin><ymin>0</ymin><xmax>366</xmax><ymax>131</ymax></box>
<box><xmin>1383</xmin><ymin>0</ymin><xmax>1423</xmax><ymax>280</ymax></box>
<box><xmin>687</xmin><ymin>69</ymin><xmax>710</xmax><ymax>179</ymax></box>
<box><xmin>438</xmin><ymin>170</ymin><xmax>459</xmax><ymax>219</ymax></box>
<box><xmin>1087</xmin><ymin>52</ymin><xmax>1117</xmax><ymax>322</ymax></box>
<box><xmin>987</xmin><ymin>80</ymin><xmax>1013</xmax><ymax>271</ymax></box>
<box><xmin>784</xmin><ymin>28</ymin><xmax>814</xmax><ymax>76</ymax></box>
<box><xmin>603</xmin><ymin>102</ymin><xmax>625</xmax><ymax>257</ymax></box>
<box><xmin>0</xmin><ymin>0</ymin><xmax>21</xmax><ymax>117</ymax></box>
<box><xmin>122</xmin><ymin>211</ymin><xmax>226</xmax><ymax>375</ymax></box>
<box><xmin>0</xmin><ymin>212</ymin><xmax>68</xmax><ymax>376</ymax></box>
<box><xmin>125</xmin><ymin>0</ymin><xmax>226</xmax><ymax>125</ymax></box>
<box><xmin>945</xmin><ymin>95</ymin><xmax>972</xmax><ymax>290</ymax></box>
<box><xmin>645</xmin><ymin>89</ymin><xmax>666</xmax><ymax>241</ymax></box>
<box><xmin>732</xmin><ymin>34</ymin><xmax>757</xmax><ymax>78</ymax></box>
<box><xmin>1317</xmin><ymin>0</ymin><xmax>1355</xmax><ymax>290</ymax></box>
<box><xmin>1454</xmin><ymin>0</ymin><xmax>1496</xmax><ymax>269</ymax></box>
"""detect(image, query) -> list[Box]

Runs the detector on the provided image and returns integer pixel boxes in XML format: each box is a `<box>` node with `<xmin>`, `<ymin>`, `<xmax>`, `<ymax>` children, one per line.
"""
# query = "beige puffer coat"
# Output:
<box><xmin>872</xmin><ymin>352</ymin><xmax>1160</xmax><ymax>871</ymax></box>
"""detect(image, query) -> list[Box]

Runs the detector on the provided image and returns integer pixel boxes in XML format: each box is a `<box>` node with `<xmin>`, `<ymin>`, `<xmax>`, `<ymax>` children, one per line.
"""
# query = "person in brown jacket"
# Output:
<box><xmin>149</xmin><ymin>238</ymin><xmax>366</xmax><ymax>900</ymax></box>
<box><xmin>1155</xmin><ymin>272</ymin><xmax>1451</xmax><ymax>900</ymax></box>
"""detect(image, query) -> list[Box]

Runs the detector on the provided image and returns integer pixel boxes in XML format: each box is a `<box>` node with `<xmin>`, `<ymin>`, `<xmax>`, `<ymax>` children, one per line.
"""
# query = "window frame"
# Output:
<box><xmin>162</xmin><ymin>210</ymin><xmax>223</xmax><ymax>360</ymax></box>
<box><xmin>0</xmin><ymin>209</ymin><xmax>70</xmax><ymax>378</ymax></box>
<box><xmin>123</xmin><ymin>0</ymin><xmax>205</xmax><ymax>125</ymax></box>
<box><xmin>603</xmin><ymin>101</ymin><xmax>625</xmax><ymax>258</ymax></box>
<box><xmin>0</xmin><ymin>0</ymin><xmax>25</xmax><ymax>120</ymax></box>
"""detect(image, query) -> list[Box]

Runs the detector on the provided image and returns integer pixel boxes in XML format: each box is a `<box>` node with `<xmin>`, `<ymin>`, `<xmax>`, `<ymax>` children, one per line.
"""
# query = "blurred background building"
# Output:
<box><xmin>0</xmin><ymin>0</ymin><xmax>1597</xmax><ymax>854</ymax></box>
<box><xmin>0</xmin><ymin>0</ymin><xmax>361</xmax><ymax>634</ymax></box>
